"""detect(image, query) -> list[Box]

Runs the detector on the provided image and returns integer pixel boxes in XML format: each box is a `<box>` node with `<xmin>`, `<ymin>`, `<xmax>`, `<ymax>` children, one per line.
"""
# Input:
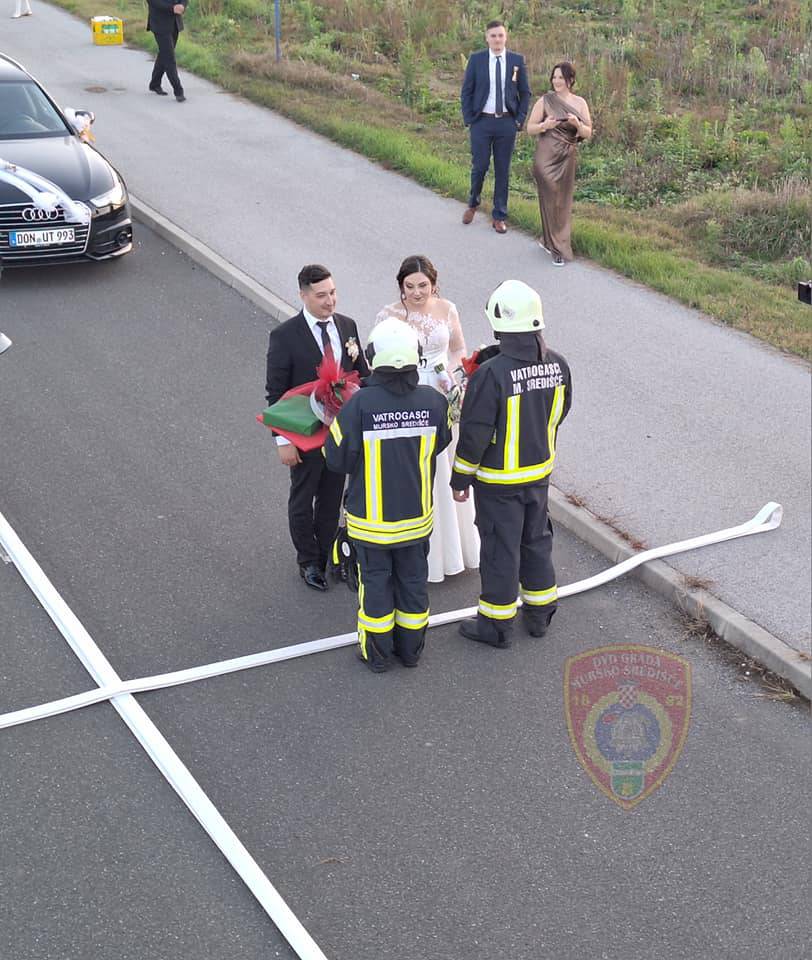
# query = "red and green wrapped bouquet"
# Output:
<box><xmin>257</xmin><ymin>354</ymin><xmax>361</xmax><ymax>451</ymax></box>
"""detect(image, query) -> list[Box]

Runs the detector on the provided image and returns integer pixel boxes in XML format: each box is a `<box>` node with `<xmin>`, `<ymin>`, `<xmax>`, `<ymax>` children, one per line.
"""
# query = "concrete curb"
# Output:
<box><xmin>549</xmin><ymin>488</ymin><xmax>811</xmax><ymax>699</ymax></box>
<box><xmin>130</xmin><ymin>196</ymin><xmax>296</xmax><ymax>323</ymax></box>
<box><xmin>130</xmin><ymin>199</ymin><xmax>811</xmax><ymax>700</ymax></box>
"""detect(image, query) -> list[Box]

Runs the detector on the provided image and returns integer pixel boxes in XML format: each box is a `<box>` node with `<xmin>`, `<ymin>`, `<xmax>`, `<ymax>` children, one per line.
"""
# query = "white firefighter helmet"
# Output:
<box><xmin>366</xmin><ymin>317</ymin><xmax>420</xmax><ymax>370</ymax></box>
<box><xmin>485</xmin><ymin>279</ymin><xmax>545</xmax><ymax>333</ymax></box>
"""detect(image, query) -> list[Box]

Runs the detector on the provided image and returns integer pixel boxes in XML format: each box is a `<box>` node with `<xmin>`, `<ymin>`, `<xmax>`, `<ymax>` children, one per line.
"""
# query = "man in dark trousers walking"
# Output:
<box><xmin>451</xmin><ymin>280</ymin><xmax>571</xmax><ymax>648</ymax></box>
<box><xmin>147</xmin><ymin>0</ymin><xmax>188</xmax><ymax>102</ymax></box>
<box><xmin>265</xmin><ymin>264</ymin><xmax>369</xmax><ymax>592</ymax></box>
<box><xmin>460</xmin><ymin>19</ymin><xmax>531</xmax><ymax>234</ymax></box>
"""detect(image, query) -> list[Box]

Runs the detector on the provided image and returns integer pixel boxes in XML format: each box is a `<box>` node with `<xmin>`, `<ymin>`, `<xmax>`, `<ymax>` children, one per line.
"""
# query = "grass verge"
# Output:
<box><xmin>678</xmin><ymin>610</ymin><xmax>808</xmax><ymax>706</ymax></box>
<box><xmin>49</xmin><ymin>3</ymin><xmax>811</xmax><ymax>359</ymax></box>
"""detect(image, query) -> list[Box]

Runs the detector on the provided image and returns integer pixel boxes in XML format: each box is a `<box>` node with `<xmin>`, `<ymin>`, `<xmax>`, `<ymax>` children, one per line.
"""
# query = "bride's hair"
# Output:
<box><xmin>397</xmin><ymin>255</ymin><xmax>439</xmax><ymax>301</ymax></box>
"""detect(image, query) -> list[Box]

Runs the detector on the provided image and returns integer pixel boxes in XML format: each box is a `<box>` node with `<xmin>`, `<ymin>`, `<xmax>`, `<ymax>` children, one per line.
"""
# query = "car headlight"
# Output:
<box><xmin>90</xmin><ymin>177</ymin><xmax>126</xmax><ymax>211</ymax></box>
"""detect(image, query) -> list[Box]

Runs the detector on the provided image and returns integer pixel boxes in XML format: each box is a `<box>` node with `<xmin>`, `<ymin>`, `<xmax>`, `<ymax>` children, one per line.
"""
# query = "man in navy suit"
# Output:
<box><xmin>460</xmin><ymin>20</ymin><xmax>531</xmax><ymax>234</ymax></box>
<box><xmin>265</xmin><ymin>265</ymin><xmax>369</xmax><ymax>591</ymax></box>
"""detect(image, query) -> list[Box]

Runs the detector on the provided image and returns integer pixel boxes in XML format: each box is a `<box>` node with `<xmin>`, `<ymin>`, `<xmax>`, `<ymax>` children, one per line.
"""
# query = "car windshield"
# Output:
<box><xmin>0</xmin><ymin>80</ymin><xmax>71</xmax><ymax>140</ymax></box>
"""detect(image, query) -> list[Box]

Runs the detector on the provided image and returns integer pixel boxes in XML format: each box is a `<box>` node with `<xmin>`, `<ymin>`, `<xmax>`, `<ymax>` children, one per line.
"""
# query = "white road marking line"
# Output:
<box><xmin>0</xmin><ymin>509</ymin><xmax>330</xmax><ymax>960</ymax></box>
<box><xmin>1</xmin><ymin>502</ymin><xmax>783</xmax><ymax>733</ymax></box>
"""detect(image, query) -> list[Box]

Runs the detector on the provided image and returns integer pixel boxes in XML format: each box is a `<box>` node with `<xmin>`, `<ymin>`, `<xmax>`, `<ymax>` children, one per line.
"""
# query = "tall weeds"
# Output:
<box><xmin>269</xmin><ymin>0</ymin><xmax>810</xmax><ymax>283</ymax></box>
<box><xmin>48</xmin><ymin>0</ymin><xmax>809</xmax><ymax>352</ymax></box>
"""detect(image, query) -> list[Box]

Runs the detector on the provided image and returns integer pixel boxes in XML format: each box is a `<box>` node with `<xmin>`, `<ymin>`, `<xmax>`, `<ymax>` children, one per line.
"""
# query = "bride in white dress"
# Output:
<box><xmin>375</xmin><ymin>255</ymin><xmax>480</xmax><ymax>583</ymax></box>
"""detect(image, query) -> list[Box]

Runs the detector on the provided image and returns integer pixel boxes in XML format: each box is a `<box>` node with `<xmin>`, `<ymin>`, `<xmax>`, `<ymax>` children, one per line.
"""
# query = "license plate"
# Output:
<box><xmin>9</xmin><ymin>228</ymin><xmax>76</xmax><ymax>248</ymax></box>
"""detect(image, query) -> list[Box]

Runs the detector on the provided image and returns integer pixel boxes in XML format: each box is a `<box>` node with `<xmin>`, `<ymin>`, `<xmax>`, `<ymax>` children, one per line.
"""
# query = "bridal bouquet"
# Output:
<box><xmin>448</xmin><ymin>344</ymin><xmax>502</xmax><ymax>422</ymax></box>
<box><xmin>457</xmin><ymin>343</ymin><xmax>501</xmax><ymax>381</ymax></box>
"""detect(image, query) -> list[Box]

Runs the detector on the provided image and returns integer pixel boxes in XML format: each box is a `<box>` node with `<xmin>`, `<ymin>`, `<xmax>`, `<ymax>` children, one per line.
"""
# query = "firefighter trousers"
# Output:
<box><xmin>355</xmin><ymin>541</ymin><xmax>430</xmax><ymax>668</ymax></box>
<box><xmin>473</xmin><ymin>483</ymin><xmax>558</xmax><ymax>644</ymax></box>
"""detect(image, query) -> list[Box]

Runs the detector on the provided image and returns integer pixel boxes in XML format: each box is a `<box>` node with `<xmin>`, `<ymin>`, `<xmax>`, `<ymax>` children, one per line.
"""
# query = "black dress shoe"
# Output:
<box><xmin>459</xmin><ymin>617</ymin><xmax>511</xmax><ymax>648</ymax></box>
<box><xmin>175</xmin><ymin>93</ymin><xmax>186</xmax><ymax>102</ymax></box>
<box><xmin>149</xmin><ymin>85</ymin><xmax>168</xmax><ymax>96</ymax></box>
<box><xmin>299</xmin><ymin>562</ymin><xmax>328</xmax><ymax>591</ymax></box>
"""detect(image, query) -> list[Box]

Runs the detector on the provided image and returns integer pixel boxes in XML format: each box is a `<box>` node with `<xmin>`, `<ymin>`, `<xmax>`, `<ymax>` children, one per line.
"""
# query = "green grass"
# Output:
<box><xmin>49</xmin><ymin>0</ymin><xmax>811</xmax><ymax>358</ymax></box>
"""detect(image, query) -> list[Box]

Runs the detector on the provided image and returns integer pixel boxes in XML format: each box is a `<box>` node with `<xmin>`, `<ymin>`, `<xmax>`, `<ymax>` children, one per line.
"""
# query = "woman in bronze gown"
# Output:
<box><xmin>527</xmin><ymin>62</ymin><xmax>593</xmax><ymax>266</ymax></box>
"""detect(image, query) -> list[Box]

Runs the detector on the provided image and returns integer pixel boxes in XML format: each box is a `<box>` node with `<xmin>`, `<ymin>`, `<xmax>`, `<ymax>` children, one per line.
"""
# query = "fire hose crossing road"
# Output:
<box><xmin>0</xmin><ymin>228</ymin><xmax>809</xmax><ymax>960</ymax></box>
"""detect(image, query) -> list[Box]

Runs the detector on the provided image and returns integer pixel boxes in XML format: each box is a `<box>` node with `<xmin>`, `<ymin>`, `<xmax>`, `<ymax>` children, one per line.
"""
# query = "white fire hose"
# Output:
<box><xmin>0</xmin><ymin>500</ymin><xmax>784</xmax><ymax>960</ymax></box>
<box><xmin>0</xmin><ymin>501</ymin><xmax>782</xmax><ymax>732</ymax></box>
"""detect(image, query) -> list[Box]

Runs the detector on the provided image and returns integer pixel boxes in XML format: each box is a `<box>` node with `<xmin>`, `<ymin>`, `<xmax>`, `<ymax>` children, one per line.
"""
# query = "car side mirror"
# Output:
<box><xmin>0</xmin><ymin>332</ymin><xmax>12</xmax><ymax>355</ymax></box>
<box><xmin>63</xmin><ymin>108</ymin><xmax>96</xmax><ymax>143</ymax></box>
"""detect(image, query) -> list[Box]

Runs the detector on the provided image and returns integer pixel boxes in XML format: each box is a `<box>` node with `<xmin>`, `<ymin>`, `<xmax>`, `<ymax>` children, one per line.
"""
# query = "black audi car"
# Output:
<box><xmin>0</xmin><ymin>53</ymin><xmax>132</xmax><ymax>267</ymax></box>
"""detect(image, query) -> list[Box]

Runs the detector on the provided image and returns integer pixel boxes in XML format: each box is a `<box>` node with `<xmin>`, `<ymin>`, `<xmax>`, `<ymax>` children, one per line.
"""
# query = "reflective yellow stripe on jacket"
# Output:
<box><xmin>363</xmin><ymin>436</ymin><xmax>383</xmax><ymax>521</ymax></box>
<box><xmin>504</xmin><ymin>394</ymin><xmax>520</xmax><ymax>472</ymax></box>
<box><xmin>476</xmin><ymin>385</ymin><xmax>565</xmax><ymax>485</ymax></box>
<box><xmin>419</xmin><ymin>432</ymin><xmax>437</xmax><ymax>516</ymax></box>
<box><xmin>346</xmin><ymin>511</ymin><xmax>434</xmax><ymax>546</ymax></box>
<box><xmin>350</xmin><ymin>429</ymin><xmax>436</xmax><ymax>546</ymax></box>
<box><xmin>452</xmin><ymin>454</ymin><xmax>479</xmax><ymax>475</ymax></box>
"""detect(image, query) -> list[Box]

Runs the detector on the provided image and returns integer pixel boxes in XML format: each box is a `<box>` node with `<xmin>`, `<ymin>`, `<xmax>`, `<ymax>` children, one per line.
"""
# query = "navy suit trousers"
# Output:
<box><xmin>468</xmin><ymin>114</ymin><xmax>518</xmax><ymax>222</ymax></box>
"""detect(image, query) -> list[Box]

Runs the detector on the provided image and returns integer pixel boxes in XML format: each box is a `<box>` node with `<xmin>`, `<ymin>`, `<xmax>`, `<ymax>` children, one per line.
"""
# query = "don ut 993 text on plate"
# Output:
<box><xmin>10</xmin><ymin>228</ymin><xmax>77</xmax><ymax>247</ymax></box>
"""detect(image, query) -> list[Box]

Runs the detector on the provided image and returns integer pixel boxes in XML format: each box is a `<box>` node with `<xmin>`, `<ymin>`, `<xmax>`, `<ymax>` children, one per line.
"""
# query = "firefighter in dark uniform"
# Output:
<box><xmin>325</xmin><ymin>318</ymin><xmax>452</xmax><ymax>672</ymax></box>
<box><xmin>451</xmin><ymin>279</ymin><xmax>572</xmax><ymax>648</ymax></box>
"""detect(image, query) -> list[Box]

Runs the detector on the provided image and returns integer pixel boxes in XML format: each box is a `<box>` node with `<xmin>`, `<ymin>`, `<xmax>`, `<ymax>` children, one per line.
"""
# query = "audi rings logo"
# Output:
<box><xmin>22</xmin><ymin>207</ymin><xmax>60</xmax><ymax>222</ymax></box>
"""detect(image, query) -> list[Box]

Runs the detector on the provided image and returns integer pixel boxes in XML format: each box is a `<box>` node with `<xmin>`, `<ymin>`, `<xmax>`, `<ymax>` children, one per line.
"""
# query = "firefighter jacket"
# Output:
<box><xmin>325</xmin><ymin>372</ymin><xmax>452</xmax><ymax>547</ymax></box>
<box><xmin>451</xmin><ymin>339</ymin><xmax>571</xmax><ymax>490</ymax></box>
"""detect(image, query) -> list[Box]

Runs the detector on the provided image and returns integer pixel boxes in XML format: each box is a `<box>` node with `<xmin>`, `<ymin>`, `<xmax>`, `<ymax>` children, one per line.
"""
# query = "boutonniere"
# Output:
<box><xmin>512</xmin><ymin>65</ymin><xmax>519</xmax><ymax>82</ymax></box>
<box><xmin>345</xmin><ymin>337</ymin><xmax>359</xmax><ymax>361</ymax></box>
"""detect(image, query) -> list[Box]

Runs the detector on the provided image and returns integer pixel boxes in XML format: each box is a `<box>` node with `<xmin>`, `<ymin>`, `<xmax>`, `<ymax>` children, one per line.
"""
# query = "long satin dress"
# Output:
<box><xmin>533</xmin><ymin>92</ymin><xmax>586</xmax><ymax>261</ymax></box>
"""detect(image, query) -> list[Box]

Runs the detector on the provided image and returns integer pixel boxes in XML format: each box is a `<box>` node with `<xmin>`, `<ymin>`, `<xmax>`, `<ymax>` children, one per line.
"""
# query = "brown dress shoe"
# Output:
<box><xmin>462</xmin><ymin>207</ymin><xmax>476</xmax><ymax>224</ymax></box>
<box><xmin>492</xmin><ymin>219</ymin><xmax>507</xmax><ymax>234</ymax></box>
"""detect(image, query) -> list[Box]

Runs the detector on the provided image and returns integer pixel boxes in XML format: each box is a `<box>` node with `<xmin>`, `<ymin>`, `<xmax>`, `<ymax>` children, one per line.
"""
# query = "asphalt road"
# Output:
<box><xmin>3</xmin><ymin>4</ymin><xmax>810</xmax><ymax>654</ymax></box>
<box><xmin>0</xmin><ymin>228</ymin><xmax>809</xmax><ymax>960</ymax></box>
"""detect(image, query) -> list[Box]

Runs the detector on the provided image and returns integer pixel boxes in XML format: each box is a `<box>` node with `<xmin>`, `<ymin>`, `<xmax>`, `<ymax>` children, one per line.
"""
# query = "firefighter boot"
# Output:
<box><xmin>522</xmin><ymin>604</ymin><xmax>556</xmax><ymax>638</ymax></box>
<box><xmin>356</xmin><ymin>645</ymin><xmax>390</xmax><ymax>673</ymax></box>
<box><xmin>459</xmin><ymin>616</ymin><xmax>512</xmax><ymax>649</ymax></box>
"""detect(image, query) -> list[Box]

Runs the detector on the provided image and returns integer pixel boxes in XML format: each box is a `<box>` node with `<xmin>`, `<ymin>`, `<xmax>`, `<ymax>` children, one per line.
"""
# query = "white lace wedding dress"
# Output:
<box><xmin>375</xmin><ymin>300</ymin><xmax>480</xmax><ymax>582</ymax></box>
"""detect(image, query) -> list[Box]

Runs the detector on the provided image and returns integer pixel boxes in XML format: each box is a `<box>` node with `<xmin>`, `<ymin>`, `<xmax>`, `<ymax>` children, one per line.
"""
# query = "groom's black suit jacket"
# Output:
<box><xmin>265</xmin><ymin>310</ymin><xmax>368</xmax><ymax>410</ymax></box>
<box><xmin>265</xmin><ymin>309</ymin><xmax>369</xmax><ymax>567</ymax></box>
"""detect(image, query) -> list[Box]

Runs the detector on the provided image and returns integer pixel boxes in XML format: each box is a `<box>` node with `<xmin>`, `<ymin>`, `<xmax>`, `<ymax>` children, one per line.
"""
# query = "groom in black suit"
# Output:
<box><xmin>265</xmin><ymin>265</ymin><xmax>369</xmax><ymax>591</ymax></box>
<box><xmin>460</xmin><ymin>19</ymin><xmax>531</xmax><ymax>234</ymax></box>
